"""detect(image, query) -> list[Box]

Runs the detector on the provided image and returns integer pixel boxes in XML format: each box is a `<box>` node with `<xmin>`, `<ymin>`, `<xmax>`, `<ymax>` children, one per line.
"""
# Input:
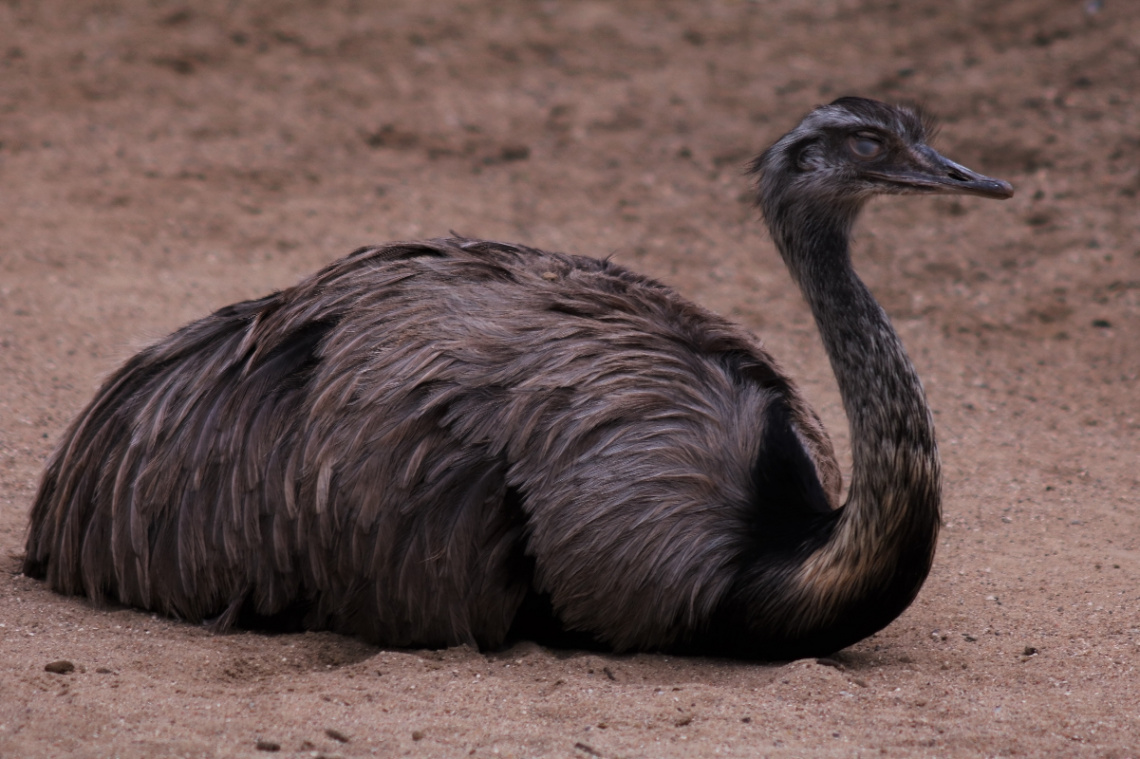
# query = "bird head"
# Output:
<box><xmin>751</xmin><ymin>97</ymin><xmax>1013</xmax><ymax>230</ymax></box>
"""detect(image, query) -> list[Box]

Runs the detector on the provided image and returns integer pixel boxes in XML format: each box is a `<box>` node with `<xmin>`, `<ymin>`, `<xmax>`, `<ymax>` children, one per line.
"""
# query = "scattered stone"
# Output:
<box><xmin>363</xmin><ymin>124</ymin><xmax>419</xmax><ymax>150</ymax></box>
<box><xmin>255</xmin><ymin>739</ymin><xmax>280</xmax><ymax>752</ymax></box>
<box><xmin>95</xmin><ymin>667</ymin><xmax>114</xmax><ymax>674</ymax></box>
<box><xmin>325</xmin><ymin>728</ymin><xmax>350</xmax><ymax>743</ymax></box>
<box><xmin>499</xmin><ymin>144</ymin><xmax>531</xmax><ymax>162</ymax></box>
<box><xmin>45</xmin><ymin>660</ymin><xmax>75</xmax><ymax>675</ymax></box>
<box><xmin>412</xmin><ymin>730</ymin><xmax>424</xmax><ymax>741</ymax></box>
<box><xmin>815</xmin><ymin>657</ymin><xmax>845</xmax><ymax>670</ymax></box>
<box><xmin>574</xmin><ymin>742</ymin><xmax>603</xmax><ymax>757</ymax></box>
<box><xmin>674</xmin><ymin>714</ymin><xmax>693</xmax><ymax>727</ymax></box>
<box><xmin>603</xmin><ymin>666</ymin><xmax>617</xmax><ymax>681</ymax></box>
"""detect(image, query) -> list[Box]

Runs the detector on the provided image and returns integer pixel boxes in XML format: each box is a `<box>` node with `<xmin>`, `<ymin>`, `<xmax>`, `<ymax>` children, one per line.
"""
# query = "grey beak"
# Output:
<box><xmin>868</xmin><ymin>147</ymin><xmax>1015</xmax><ymax>199</ymax></box>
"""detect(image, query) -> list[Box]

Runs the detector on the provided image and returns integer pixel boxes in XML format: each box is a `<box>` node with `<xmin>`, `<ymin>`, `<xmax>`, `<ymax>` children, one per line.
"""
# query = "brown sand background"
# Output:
<box><xmin>1</xmin><ymin>0</ymin><xmax>1138</xmax><ymax>756</ymax></box>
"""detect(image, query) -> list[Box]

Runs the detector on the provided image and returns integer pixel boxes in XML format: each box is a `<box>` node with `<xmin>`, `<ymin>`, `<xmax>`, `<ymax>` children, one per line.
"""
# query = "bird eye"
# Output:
<box><xmin>848</xmin><ymin>134</ymin><xmax>883</xmax><ymax>159</ymax></box>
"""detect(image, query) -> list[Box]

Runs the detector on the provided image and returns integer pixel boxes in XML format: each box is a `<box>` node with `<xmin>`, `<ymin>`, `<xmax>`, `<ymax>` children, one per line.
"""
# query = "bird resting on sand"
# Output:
<box><xmin>24</xmin><ymin>97</ymin><xmax>1013</xmax><ymax>660</ymax></box>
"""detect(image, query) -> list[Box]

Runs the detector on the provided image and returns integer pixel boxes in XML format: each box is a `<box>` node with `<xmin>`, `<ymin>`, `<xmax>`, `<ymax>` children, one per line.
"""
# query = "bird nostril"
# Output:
<box><xmin>946</xmin><ymin>169</ymin><xmax>969</xmax><ymax>182</ymax></box>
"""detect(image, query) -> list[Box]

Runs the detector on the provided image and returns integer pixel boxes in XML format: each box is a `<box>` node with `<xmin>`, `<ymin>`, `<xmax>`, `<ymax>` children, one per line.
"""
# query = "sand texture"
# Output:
<box><xmin>1</xmin><ymin>1</ymin><xmax>1138</xmax><ymax>756</ymax></box>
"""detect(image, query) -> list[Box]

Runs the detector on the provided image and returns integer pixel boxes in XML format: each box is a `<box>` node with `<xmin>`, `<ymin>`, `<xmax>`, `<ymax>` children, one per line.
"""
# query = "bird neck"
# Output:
<box><xmin>771</xmin><ymin>204</ymin><xmax>942</xmax><ymax>622</ymax></box>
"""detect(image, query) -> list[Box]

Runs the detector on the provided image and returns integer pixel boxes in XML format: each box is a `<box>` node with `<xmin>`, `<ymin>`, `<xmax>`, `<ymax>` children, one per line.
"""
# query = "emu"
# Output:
<box><xmin>24</xmin><ymin>97</ymin><xmax>1012</xmax><ymax>659</ymax></box>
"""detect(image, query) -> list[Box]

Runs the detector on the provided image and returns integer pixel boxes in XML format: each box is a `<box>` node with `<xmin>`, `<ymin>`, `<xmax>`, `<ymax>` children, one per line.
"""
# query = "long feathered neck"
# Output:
<box><xmin>766</xmin><ymin>195</ymin><xmax>942</xmax><ymax>625</ymax></box>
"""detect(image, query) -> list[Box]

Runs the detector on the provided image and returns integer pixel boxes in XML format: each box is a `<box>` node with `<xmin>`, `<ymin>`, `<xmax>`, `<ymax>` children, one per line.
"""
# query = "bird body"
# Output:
<box><xmin>24</xmin><ymin>98</ymin><xmax>1012</xmax><ymax>659</ymax></box>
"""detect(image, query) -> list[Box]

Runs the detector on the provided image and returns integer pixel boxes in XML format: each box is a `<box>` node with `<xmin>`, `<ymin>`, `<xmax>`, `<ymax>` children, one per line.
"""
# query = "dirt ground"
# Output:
<box><xmin>1</xmin><ymin>0</ymin><xmax>1138</xmax><ymax>756</ymax></box>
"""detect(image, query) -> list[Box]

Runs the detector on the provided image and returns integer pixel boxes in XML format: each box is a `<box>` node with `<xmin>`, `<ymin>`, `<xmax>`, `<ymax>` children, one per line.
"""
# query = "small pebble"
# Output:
<box><xmin>326</xmin><ymin>728</ymin><xmax>350</xmax><ymax>743</ymax></box>
<box><xmin>412</xmin><ymin>730</ymin><xmax>425</xmax><ymax>741</ymax></box>
<box><xmin>255</xmin><ymin>739</ymin><xmax>280</xmax><ymax>752</ymax></box>
<box><xmin>499</xmin><ymin>144</ymin><xmax>531</xmax><ymax>162</ymax></box>
<box><xmin>45</xmin><ymin>660</ymin><xmax>75</xmax><ymax>675</ymax></box>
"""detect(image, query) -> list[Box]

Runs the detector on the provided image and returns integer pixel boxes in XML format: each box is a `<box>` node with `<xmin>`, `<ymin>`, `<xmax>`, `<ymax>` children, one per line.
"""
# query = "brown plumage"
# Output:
<box><xmin>24</xmin><ymin>97</ymin><xmax>1012</xmax><ymax>659</ymax></box>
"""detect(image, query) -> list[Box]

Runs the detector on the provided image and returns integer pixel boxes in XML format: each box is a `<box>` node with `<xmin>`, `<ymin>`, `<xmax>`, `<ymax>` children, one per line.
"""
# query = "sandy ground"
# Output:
<box><xmin>1</xmin><ymin>0</ymin><xmax>1138</xmax><ymax>756</ymax></box>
